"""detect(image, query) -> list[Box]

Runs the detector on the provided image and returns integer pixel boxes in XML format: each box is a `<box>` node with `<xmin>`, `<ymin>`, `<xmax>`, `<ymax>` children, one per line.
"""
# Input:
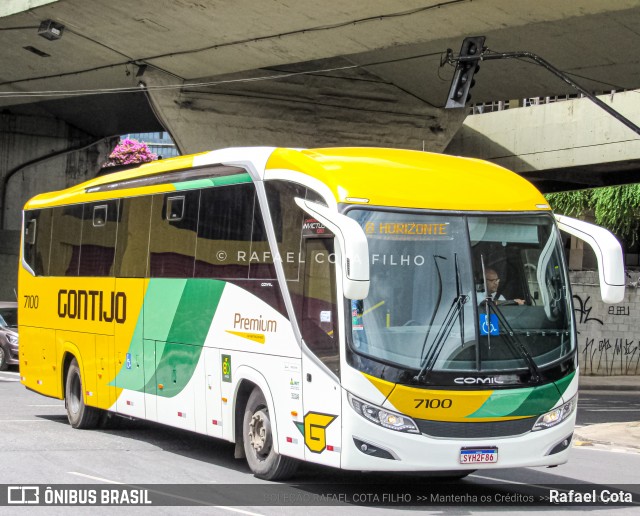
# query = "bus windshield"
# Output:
<box><xmin>347</xmin><ymin>210</ymin><xmax>573</xmax><ymax>375</ymax></box>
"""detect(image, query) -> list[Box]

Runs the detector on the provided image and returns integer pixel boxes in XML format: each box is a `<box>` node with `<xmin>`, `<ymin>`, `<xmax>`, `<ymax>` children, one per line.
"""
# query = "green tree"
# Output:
<box><xmin>546</xmin><ymin>184</ymin><xmax>640</xmax><ymax>245</ymax></box>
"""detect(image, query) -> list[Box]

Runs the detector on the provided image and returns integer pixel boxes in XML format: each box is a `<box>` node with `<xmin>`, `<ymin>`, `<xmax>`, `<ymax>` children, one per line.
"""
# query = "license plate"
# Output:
<box><xmin>459</xmin><ymin>447</ymin><xmax>498</xmax><ymax>464</ymax></box>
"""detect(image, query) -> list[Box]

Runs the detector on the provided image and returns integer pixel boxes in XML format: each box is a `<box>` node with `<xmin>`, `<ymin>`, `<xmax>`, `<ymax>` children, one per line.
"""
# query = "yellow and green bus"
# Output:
<box><xmin>19</xmin><ymin>147</ymin><xmax>624</xmax><ymax>480</ymax></box>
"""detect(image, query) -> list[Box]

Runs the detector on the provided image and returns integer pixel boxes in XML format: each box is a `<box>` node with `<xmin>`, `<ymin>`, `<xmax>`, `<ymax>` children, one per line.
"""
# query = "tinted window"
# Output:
<box><xmin>79</xmin><ymin>200</ymin><xmax>119</xmax><ymax>276</ymax></box>
<box><xmin>114</xmin><ymin>196</ymin><xmax>152</xmax><ymax>278</ymax></box>
<box><xmin>195</xmin><ymin>184</ymin><xmax>256</xmax><ymax>279</ymax></box>
<box><xmin>23</xmin><ymin>209</ymin><xmax>53</xmax><ymax>276</ymax></box>
<box><xmin>149</xmin><ymin>190</ymin><xmax>199</xmax><ymax>278</ymax></box>
<box><xmin>49</xmin><ymin>204</ymin><xmax>84</xmax><ymax>276</ymax></box>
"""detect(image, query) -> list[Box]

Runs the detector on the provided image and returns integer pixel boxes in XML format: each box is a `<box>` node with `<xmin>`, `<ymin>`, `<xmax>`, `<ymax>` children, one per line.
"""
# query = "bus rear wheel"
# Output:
<box><xmin>65</xmin><ymin>358</ymin><xmax>100</xmax><ymax>429</ymax></box>
<box><xmin>243</xmin><ymin>387</ymin><xmax>298</xmax><ymax>480</ymax></box>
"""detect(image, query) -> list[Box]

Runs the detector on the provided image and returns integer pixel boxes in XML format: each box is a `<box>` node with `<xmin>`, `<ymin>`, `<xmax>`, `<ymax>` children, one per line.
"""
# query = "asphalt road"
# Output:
<box><xmin>576</xmin><ymin>391</ymin><xmax>640</xmax><ymax>426</ymax></box>
<box><xmin>2</xmin><ymin>367</ymin><xmax>640</xmax><ymax>514</ymax></box>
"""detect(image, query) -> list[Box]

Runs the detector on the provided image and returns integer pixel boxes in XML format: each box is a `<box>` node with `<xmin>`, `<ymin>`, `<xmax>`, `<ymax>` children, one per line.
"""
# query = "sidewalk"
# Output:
<box><xmin>575</xmin><ymin>375</ymin><xmax>640</xmax><ymax>450</ymax></box>
<box><xmin>579</xmin><ymin>375</ymin><xmax>640</xmax><ymax>391</ymax></box>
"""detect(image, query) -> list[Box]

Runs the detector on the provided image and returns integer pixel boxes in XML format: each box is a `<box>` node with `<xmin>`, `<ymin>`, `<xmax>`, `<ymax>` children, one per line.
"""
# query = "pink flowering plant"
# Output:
<box><xmin>103</xmin><ymin>138</ymin><xmax>157</xmax><ymax>167</ymax></box>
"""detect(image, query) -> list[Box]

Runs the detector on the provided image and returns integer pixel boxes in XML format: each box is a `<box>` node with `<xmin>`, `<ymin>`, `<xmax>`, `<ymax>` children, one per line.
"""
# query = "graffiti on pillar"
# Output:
<box><xmin>572</xmin><ymin>294</ymin><xmax>604</xmax><ymax>326</ymax></box>
<box><xmin>582</xmin><ymin>337</ymin><xmax>640</xmax><ymax>375</ymax></box>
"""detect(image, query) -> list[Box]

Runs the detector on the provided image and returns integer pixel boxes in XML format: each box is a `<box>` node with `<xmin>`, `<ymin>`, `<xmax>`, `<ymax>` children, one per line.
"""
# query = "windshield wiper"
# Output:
<box><xmin>414</xmin><ymin>254</ymin><xmax>468</xmax><ymax>383</ymax></box>
<box><xmin>482</xmin><ymin>299</ymin><xmax>542</xmax><ymax>384</ymax></box>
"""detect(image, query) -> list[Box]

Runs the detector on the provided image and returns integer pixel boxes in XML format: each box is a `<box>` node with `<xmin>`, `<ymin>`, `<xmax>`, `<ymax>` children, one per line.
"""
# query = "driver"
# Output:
<box><xmin>477</xmin><ymin>268</ymin><xmax>525</xmax><ymax>305</ymax></box>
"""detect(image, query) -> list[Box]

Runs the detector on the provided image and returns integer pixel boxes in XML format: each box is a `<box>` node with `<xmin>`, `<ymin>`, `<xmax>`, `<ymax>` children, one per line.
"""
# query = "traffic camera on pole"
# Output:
<box><xmin>445</xmin><ymin>36</ymin><xmax>486</xmax><ymax>109</ymax></box>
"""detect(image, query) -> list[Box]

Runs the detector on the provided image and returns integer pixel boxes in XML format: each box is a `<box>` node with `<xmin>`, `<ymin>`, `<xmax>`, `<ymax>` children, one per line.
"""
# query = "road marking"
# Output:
<box><xmin>0</xmin><ymin>378</ymin><xmax>20</xmax><ymax>382</ymax></box>
<box><xmin>470</xmin><ymin>474</ymin><xmax>530</xmax><ymax>485</ymax></box>
<box><xmin>0</xmin><ymin>419</ymin><xmax>51</xmax><ymax>422</ymax></box>
<box><xmin>68</xmin><ymin>472</ymin><xmax>264</xmax><ymax>515</ymax></box>
<box><xmin>28</xmin><ymin>404</ymin><xmax>64</xmax><ymax>407</ymax></box>
<box><xmin>69</xmin><ymin>472</ymin><xmax>123</xmax><ymax>484</ymax></box>
<box><xmin>585</xmin><ymin>408</ymin><xmax>640</xmax><ymax>412</ymax></box>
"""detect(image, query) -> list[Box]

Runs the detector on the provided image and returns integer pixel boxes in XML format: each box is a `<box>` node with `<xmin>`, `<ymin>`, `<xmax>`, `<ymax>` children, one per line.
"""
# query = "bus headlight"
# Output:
<box><xmin>532</xmin><ymin>394</ymin><xmax>577</xmax><ymax>431</ymax></box>
<box><xmin>348</xmin><ymin>393</ymin><xmax>420</xmax><ymax>434</ymax></box>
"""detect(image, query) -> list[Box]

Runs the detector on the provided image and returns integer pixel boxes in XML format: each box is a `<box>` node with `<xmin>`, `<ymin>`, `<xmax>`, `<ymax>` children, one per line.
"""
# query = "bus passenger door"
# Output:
<box><xmin>95</xmin><ymin>335</ymin><xmax>116</xmax><ymax>410</ymax></box>
<box><xmin>300</xmin><ymin>237</ymin><xmax>342</xmax><ymax>468</ymax></box>
<box><xmin>154</xmin><ymin>341</ymin><xmax>197</xmax><ymax>432</ymax></box>
<box><xmin>114</xmin><ymin>278</ymin><xmax>146</xmax><ymax>419</ymax></box>
<box><xmin>203</xmin><ymin>347</ymin><xmax>223</xmax><ymax>438</ymax></box>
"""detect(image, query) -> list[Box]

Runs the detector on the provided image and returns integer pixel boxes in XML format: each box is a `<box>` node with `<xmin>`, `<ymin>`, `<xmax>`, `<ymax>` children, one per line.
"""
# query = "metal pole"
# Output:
<box><xmin>457</xmin><ymin>50</ymin><xmax>640</xmax><ymax>137</ymax></box>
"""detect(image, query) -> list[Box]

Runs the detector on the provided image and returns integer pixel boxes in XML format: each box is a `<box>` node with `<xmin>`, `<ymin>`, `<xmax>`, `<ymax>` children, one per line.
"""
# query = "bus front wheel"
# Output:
<box><xmin>65</xmin><ymin>358</ymin><xmax>100</xmax><ymax>429</ymax></box>
<box><xmin>243</xmin><ymin>387</ymin><xmax>298</xmax><ymax>480</ymax></box>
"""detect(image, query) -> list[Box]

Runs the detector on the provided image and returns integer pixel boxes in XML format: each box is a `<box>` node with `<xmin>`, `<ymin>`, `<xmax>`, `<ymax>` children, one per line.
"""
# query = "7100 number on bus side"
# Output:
<box><xmin>23</xmin><ymin>295</ymin><xmax>39</xmax><ymax>309</ymax></box>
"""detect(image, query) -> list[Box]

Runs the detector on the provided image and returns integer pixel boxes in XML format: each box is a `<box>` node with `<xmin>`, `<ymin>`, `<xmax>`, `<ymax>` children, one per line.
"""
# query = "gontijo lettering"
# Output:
<box><xmin>58</xmin><ymin>289</ymin><xmax>126</xmax><ymax>323</ymax></box>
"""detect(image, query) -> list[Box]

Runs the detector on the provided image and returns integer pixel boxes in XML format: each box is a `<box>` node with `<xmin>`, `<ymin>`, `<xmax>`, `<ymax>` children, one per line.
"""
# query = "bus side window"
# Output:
<box><xmin>149</xmin><ymin>190</ymin><xmax>200</xmax><ymax>278</ymax></box>
<box><xmin>23</xmin><ymin>209</ymin><xmax>53</xmax><ymax>276</ymax></box>
<box><xmin>195</xmin><ymin>184</ymin><xmax>254</xmax><ymax>279</ymax></box>
<box><xmin>114</xmin><ymin>196</ymin><xmax>152</xmax><ymax>278</ymax></box>
<box><xmin>79</xmin><ymin>200</ymin><xmax>119</xmax><ymax>276</ymax></box>
<box><xmin>49</xmin><ymin>204</ymin><xmax>84</xmax><ymax>277</ymax></box>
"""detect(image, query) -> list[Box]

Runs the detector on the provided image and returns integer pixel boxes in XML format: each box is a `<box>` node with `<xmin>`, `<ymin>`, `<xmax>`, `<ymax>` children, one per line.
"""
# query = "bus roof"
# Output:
<box><xmin>24</xmin><ymin>147</ymin><xmax>549</xmax><ymax>212</ymax></box>
<box><xmin>266</xmin><ymin>147</ymin><xmax>549</xmax><ymax>212</ymax></box>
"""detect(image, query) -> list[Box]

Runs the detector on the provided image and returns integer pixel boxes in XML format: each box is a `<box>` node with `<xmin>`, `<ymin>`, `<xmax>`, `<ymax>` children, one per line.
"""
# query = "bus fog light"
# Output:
<box><xmin>348</xmin><ymin>393</ymin><xmax>419</xmax><ymax>433</ymax></box>
<box><xmin>533</xmin><ymin>394</ymin><xmax>577</xmax><ymax>431</ymax></box>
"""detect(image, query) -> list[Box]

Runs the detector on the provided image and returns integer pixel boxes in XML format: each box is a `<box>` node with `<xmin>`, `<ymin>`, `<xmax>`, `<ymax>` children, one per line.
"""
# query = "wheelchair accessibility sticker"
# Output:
<box><xmin>479</xmin><ymin>313</ymin><xmax>499</xmax><ymax>336</ymax></box>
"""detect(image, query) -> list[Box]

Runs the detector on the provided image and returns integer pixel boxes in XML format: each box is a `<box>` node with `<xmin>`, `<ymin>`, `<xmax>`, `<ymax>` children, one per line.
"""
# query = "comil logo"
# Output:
<box><xmin>454</xmin><ymin>377</ymin><xmax>505</xmax><ymax>385</ymax></box>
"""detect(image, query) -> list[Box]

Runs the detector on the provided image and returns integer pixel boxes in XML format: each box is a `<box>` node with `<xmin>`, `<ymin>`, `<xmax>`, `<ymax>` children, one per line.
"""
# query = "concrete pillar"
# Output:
<box><xmin>0</xmin><ymin>111</ymin><xmax>116</xmax><ymax>299</ymax></box>
<box><xmin>142</xmin><ymin>67</ymin><xmax>467</xmax><ymax>154</ymax></box>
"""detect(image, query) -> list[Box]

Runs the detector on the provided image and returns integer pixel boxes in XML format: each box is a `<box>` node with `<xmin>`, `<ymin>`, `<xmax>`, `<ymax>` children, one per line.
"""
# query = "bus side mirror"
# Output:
<box><xmin>295</xmin><ymin>198</ymin><xmax>370</xmax><ymax>300</ymax></box>
<box><xmin>554</xmin><ymin>214</ymin><xmax>625</xmax><ymax>304</ymax></box>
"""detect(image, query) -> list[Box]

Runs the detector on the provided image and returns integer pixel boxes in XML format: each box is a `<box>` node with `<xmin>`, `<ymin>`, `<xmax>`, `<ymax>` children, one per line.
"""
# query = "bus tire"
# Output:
<box><xmin>65</xmin><ymin>358</ymin><xmax>100</xmax><ymax>429</ymax></box>
<box><xmin>243</xmin><ymin>387</ymin><xmax>298</xmax><ymax>480</ymax></box>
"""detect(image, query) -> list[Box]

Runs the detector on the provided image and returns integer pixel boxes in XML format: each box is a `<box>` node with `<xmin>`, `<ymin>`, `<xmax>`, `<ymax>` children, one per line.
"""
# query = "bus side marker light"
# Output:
<box><xmin>211</xmin><ymin>419</ymin><xmax>222</xmax><ymax>426</ymax></box>
<box><xmin>221</xmin><ymin>397</ymin><xmax>228</xmax><ymax>403</ymax></box>
<box><xmin>286</xmin><ymin>437</ymin><xmax>298</xmax><ymax>444</ymax></box>
<box><xmin>178</xmin><ymin>412</ymin><xmax>186</xmax><ymax>418</ymax></box>
<box><xmin>126</xmin><ymin>400</ymin><xmax>134</xmax><ymax>406</ymax></box>
<box><xmin>37</xmin><ymin>380</ymin><xmax>42</xmax><ymax>385</ymax></box>
<box><xmin>158</xmin><ymin>384</ymin><xmax>164</xmax><ymax>390</ymax></box>
<box><xmin>291</xmin><ymin>411</ymin><xmax>298</xmax><ymax>417</ymax></box>
<box><xmin>327</xmin><ymin>445</ymin><xmax>341</xmax><ymax>452</ymax></box>
<box><xmin>86</xmin><ymin>391</ymin><xmax>93</xmax><ymax>397</ymax></box>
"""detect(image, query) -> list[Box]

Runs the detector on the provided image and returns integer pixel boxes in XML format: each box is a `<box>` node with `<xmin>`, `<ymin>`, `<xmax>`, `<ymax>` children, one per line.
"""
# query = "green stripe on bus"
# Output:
<box><xmin>174</xmin><ymin>178</ymin><xmax>215</xmax><ymax>190</ymax></box>
<box><xmin>146</xmin><ymin>278</ymin><xmax>226</xmax><ymax>398</ymax></box>
<box><xmin>110</xmin><ymin>280</ymin><xmax>186</xmax><ymax>390</ymax></box>
<box><xmin>144</xmin><ymin>279</ymin><xmax>188</xmax><ymax>341</ymax></box>
<box><xmin>467</xmin><ymin>372</ymin><xmax>574</xmax><ymax>419</ymax></box>
<box><xmin>172</xmin><ymin>172</ymin><xmax>252</xmax><ymax>191</ymax></box>
<box><xmin>466</xmin><ymin>388</ymin><xmax>534</xmax><ymax>419</ymax></box>
<box><xmin>504</xmin><ymin>381</ymin><xmax>563</xmax><ymax>417</ymax></box>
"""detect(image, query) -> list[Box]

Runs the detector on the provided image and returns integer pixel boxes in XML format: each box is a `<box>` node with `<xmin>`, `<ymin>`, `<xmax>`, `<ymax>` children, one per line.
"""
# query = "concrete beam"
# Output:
<box><xmin>143</xmin><ymin>66</ymin><xmax>467</xmax><ymax>154</ymax></box>
<box><xmin>446</xmin><ymin>90</ymin><xmax>640</xmax><ymax>184</ymax></box>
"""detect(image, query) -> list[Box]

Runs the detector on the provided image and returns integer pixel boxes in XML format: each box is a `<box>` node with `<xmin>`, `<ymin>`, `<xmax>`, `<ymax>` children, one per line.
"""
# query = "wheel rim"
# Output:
<box><xmin>0</xmin><ymin>347</ymin><xmax>5</xmax><ymax>365</ymax></box>
<box><xmin>248</xmin><ymin>409</ymin><xmax>272</xmax><ymax>459</ymax></box>
<box><xmin>68</xmin><ymin>371</ymin><xmax>81</xmax><ymax>414</ymax></box>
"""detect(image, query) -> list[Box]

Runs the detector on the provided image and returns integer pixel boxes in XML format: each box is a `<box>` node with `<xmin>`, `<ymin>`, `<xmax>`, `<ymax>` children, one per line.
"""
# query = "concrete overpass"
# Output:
<box><xmin>3</xmin><ymin>0</ymin><xmax>640</xmax><ymax>298</ymax></box>
<box><xmin>446</xmin><ymin>89</ymin><xmax>640</xmax><ymax>193</ymax></box>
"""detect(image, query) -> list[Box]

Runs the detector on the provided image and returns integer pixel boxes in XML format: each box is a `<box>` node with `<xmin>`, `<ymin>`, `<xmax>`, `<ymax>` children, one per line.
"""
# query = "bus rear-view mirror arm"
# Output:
<box><xmin>554</xmin><ymin>214</ymin><xmax>625</xmax><ymax>304</ymax></box>
<box><xmin>294</xmin><ymin>198</ymin><xmax>370</xmax><ymax>300</ymax></box>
